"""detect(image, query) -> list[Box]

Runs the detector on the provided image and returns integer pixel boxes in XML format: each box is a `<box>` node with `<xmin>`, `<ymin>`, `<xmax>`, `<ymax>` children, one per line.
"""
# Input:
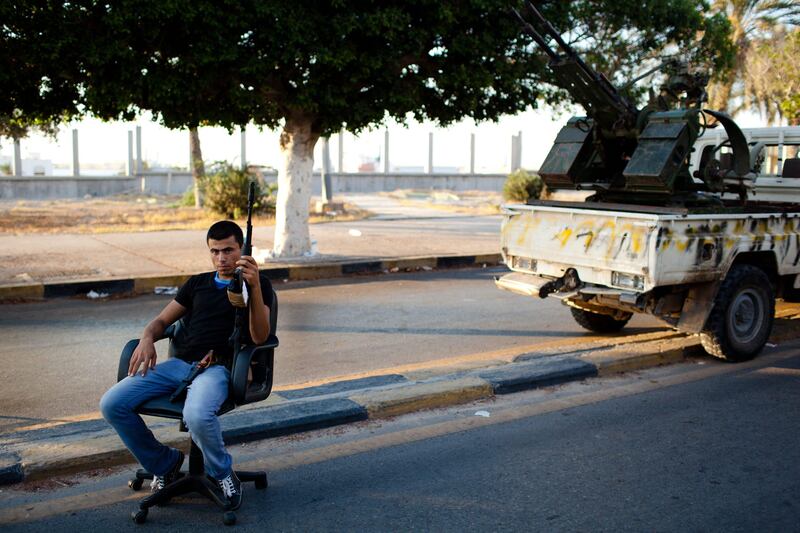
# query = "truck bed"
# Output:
<box><xmin>500</xmin><ymin>201</ymin><xmax>800</xmax><ymax>292</ymax></box>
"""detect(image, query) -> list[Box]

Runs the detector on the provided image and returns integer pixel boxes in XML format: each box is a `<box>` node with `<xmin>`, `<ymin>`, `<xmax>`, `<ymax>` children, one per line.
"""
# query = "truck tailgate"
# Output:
<box><xmin>500</xmin><ymin>203</ymin><xmax>659</xmax><ymax>291</ymax></box>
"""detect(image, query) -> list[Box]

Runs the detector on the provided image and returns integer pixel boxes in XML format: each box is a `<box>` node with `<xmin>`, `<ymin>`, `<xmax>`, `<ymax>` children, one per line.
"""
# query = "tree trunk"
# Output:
<box><xmin>273</xmin><ymin>113</ymin><xmax>320</xmax><ymax>258</ymax></box>
<box><xmin>708</xmin><ymin>78</ymin><xmax>733</xmax><ymax>113</ymax></box>
<box><xmin>189</xmin><ymin>127</ymin><xmax>204</xmax><ymax>208</ymax></box>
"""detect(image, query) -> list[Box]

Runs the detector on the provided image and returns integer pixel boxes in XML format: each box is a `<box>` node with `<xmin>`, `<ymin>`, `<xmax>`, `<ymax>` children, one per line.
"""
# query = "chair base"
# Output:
<box><xmin>129</xmin><ymin>469</ymin><xmax>267</xmax><ymax>525</ymax></box>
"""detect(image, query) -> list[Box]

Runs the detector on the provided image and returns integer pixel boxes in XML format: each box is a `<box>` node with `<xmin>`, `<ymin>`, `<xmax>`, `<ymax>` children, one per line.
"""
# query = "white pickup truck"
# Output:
<box><xmin>496</xmin><ymin>126</ymin><xmax>800</xmax><ymax>361</ymax></box>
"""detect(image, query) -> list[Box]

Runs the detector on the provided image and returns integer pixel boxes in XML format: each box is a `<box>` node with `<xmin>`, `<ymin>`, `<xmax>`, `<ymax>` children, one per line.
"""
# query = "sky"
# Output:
<box><xmin>0</xmin><ymin>106</ymin><xmax>772</xmax><ymax>175</ymax></box>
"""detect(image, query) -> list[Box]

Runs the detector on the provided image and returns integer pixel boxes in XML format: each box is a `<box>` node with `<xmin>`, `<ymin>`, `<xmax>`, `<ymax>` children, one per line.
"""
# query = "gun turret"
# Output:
<box><xmin>513</xmin><ymin>2</ymin><xmax>753</xmax><ymax>205</ymax></box>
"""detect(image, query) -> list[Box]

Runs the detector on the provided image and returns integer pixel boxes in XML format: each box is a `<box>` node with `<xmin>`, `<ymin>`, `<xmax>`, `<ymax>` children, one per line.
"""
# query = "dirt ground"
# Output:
<box><xmin>0</xmin><ymin>194</ymin><xmax>369</xmax><ymax>235</ymax></box>
<box><xmin>386</xmin><ymin>189</ymin><xmax>502</xmax><ymax>215</ymax></box>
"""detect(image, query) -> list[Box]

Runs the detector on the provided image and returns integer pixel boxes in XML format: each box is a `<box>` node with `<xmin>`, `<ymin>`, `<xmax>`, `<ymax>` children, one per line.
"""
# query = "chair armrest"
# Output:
<box><xmin>118</xmin><ymin>339</ymin><xmax>140</xmax><ymax>382</ymax></box>
<box><xmin>117</xmin><ymin>328</ymin><xmax>174</xmax><ymax>383</ymax></box>
<box><xmin>230</xmin><ymin>335</ymin><xmax>278</xmax><ymax>405</ymax></box>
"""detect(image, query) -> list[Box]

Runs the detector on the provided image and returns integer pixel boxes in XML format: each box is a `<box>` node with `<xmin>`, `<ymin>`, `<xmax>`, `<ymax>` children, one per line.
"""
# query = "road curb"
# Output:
<box><xmin>584</xmin><ymin>336</ymin><xmax>703</xmax><ymax>376</ymax></box>
<box><xmin>474</xmin><ymin>357</ymin><xmax>598</xmax><ymax>394</ymax></box>
<box><xmin>6</xmin><ymin>332</ymin><xmax>795</xmax><ymax>486</ymax></box>
<box><xmin>0</xmin><ymin>334</ymin><xmax>701</xmax><ymax>486</ymax></box>
<box><xmin>0</xmin><ymin>453</ymin><xmax>23</xmax><ymax>485</ymax></box>
<box><xmin>0</xmin><ymin>253</ymin><xmax>502</xmax><ymax>301</ymax></box>
<box><xmin>350</xmin><ymin>377</ymin><xmax>494</xmax><ymax>419</ymax></box>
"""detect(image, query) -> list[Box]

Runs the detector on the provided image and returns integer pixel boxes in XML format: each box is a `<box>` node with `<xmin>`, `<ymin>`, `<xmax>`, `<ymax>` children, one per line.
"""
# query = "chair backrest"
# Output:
<box><xmin>782</xmin><ymin>158</ymin><xmax>800</xmax><ymax>178</ymax></box>
<box><xmin>239</xmin><ymin>289</ymin><xmax>278</xmax><ymax>405</ymax></box>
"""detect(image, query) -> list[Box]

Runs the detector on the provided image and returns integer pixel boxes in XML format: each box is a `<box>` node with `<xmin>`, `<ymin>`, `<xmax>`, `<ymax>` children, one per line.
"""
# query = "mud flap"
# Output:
<box><xmin>676</xmin><ymin>280</ymin><xmax>721</xmax><ymax>334</ymax></box>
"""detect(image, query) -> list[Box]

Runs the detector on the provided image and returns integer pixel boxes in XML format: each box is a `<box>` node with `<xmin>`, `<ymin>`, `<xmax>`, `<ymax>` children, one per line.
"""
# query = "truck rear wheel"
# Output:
<box><xmin>700</xmin><ymin>264</ymin><xmax>774</xmax><ymax>362</ymax></box>
<box><xmin>570</xmin><ymin>307</ymin><xmax>632</xmax><ymax>333</ymax></box>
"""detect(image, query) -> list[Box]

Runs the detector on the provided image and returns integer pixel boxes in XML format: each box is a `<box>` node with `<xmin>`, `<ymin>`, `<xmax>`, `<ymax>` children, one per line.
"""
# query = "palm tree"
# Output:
<box><xmin>708</xmin><ymin>0</ymin><xmax>800</xmax><ymax>119</ymax></box>
<box><xmin>742</xmin><ymin>27</ymin><xmax>800</xmax><ymax>124</ymax></box>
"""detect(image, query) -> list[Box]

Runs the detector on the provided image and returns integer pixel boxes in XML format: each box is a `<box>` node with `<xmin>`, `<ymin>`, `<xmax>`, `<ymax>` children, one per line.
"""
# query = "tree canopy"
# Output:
<box><xmin>707</xmin><ymin>0</ymin><xmax>800</xmax><ymax>116</ymax></box>
<box><xmin>0</xmin><ymin>1</ymin><xmax>83</xmax><ymax>139</ymax></box>
<box><xmin>743</xmin><ymin>27</ymin><xmax>800</xmax><ymax>124</ymax></box>
<box><xmin>72</xmin><ymin>1</ymin><xmax>732</xmax><ymax>131</ymax></box>
<box><xmin>4</xmin><ymin>0</ymin><xmax>734</xmax><ymax>255</ymax></box>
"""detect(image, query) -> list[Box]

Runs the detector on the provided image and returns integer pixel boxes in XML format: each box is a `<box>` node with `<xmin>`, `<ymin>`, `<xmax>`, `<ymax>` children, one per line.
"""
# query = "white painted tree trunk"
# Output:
<box><xmin>189</xmin><ymin>127</ymin><xmax>204</xmax><ymax>209</ymax></box>
<box><xmin>273</xmin><ymin>115</ymin><xmax>319</xmax><ymax>258</ymax></box>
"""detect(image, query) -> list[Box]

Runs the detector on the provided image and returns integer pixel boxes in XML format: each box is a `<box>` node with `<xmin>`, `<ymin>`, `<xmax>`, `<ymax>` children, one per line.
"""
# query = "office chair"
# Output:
<box><xmin>117</xmin><ymin>289</ymin><xmax>278</xmax><ymax>526</ymax></box>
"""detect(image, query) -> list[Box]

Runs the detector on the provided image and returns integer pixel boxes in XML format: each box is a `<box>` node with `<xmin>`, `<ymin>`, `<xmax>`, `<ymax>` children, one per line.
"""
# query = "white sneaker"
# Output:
<box><xmin>218</xmin><ymin>471</ymin><xmax>243</xmax><ymax>510</ymax></box>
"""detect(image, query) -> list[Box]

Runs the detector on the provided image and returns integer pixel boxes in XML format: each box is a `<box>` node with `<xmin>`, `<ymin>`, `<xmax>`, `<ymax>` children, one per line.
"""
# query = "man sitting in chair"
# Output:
<box><xmin>100</xmin><ymin>220</ymin><xmax>272</xmax><ymax>511</ymax></box>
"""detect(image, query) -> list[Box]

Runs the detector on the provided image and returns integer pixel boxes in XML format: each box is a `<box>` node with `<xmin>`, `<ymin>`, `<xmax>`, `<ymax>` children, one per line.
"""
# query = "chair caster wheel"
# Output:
<box><xmin>132</xmin><ymin>508</ymin><xmax>148</xmax><ymax>524</ymax></box>
<box><xmin>254</xmin><ymin>474</ymin><xmax>268</xmax><ymax>490</ymax></box>
<box><xmin>223</xmin><ymin>511</ymin><xmax>237</xmax><ymax>525</ymax></box>
<box><xmin>128</xmin><ymin>478</ymin><xmax>144</xmax><ymax>491</ymax></box>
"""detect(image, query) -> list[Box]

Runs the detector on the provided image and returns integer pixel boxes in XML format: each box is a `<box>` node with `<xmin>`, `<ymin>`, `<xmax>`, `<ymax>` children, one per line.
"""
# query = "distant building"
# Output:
<box><xmin>358</xmin><ymin>160</ymin><xmax>377</xmax><ymax>172</ymax></box>
<box><xmin>0</xmin><ymin>154</ymin><xmax>53</xmax><ymax>176</ymax></box>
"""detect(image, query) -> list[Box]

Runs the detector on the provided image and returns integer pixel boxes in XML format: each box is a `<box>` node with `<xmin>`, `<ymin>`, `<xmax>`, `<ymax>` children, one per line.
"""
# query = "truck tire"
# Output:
<box><xmin>570</xmin><ymin>307</ymin><xmax>632</xmax><ymax>333</ymax></box>
<box><xmin>700</xmin><ymin>264</ymin><xmax>774</xmax><ymax>362</ymax></box>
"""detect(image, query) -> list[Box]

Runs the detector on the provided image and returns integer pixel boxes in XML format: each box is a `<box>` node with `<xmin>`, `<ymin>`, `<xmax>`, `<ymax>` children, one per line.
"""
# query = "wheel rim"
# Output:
<box><xmin>727</xmin><ymin>288</ymin><xmax>765</xmax><ymax>344</ymax></box>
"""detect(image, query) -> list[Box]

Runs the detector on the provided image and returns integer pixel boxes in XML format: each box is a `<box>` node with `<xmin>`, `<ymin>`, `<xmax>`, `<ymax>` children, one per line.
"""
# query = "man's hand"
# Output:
<box><xmin>236</xmin><ymin>255</ymin><xmax>260</xmax><ymax>289</ymax></box>
<box><xmin>129</xmin><ymin>339</ymin><xmax>158</xmax><ymax>377</ymax></box>
<box><xmin>198</xmin><ymin>350</ymin><xmax>215</xmax><ymax>369</ymax></box>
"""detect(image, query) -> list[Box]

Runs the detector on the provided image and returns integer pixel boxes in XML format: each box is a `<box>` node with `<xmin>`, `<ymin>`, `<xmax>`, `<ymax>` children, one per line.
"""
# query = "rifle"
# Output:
<box><xmin>227</xmin><ymin>181</ymin><xmax>256</xmax><ymax>308</ymax></box>
<box><xmin>227</xmin><ymin>180</ymin><xmax>257</xmax><ymax>359</ymax></box>
<box><xmin>169</xmin><ymin>362</ymin><xmax>205</xmax><ymax>402</ymax></box>
<box><xmin>168</xmin><ymin>183</ymin><xmax>257</xmax><ymax>402</ymax></box>
<box><xmin>169</xmin><ymin>351</ymin><xmax>217</xmax><ymax>402</ymax></box>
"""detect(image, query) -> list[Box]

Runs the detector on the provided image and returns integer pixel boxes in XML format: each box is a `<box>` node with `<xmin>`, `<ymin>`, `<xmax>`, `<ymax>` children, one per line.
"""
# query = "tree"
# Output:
<box><xmin>742</xmin><ymin>27</ymin><xmax>800</xmax><ymax>124</ymax></box>
<box><xmin>707</xmin><ymin>0</ymin><xmax>800</xmax><ymax>115</ymax></box>
<box><xmin>15</xmin><ymin>1</ymin><xmax>731</xmax><ymax>257</ymax></box>
<box><xmin>0</xmin><ymin>2</ymin><xmax>83</xmax><ymax>143</ymax></box>
<box><xmin>232</xmin><ymin>0</ymin><xmax>733</xmax><ymax>257</ymax></box>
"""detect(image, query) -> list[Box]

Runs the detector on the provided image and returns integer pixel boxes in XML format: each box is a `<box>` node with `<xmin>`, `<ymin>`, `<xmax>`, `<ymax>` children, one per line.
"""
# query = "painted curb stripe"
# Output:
<box><xmin>221</xmin><ymin>398</ymin><xmax>368</xmax><ymax>444</ymax></box>
<box><xmin>475</xmin><ymin>357</ymin><xmax>599</xmax><ymax>394</ymax></box>
<box><xmin>342</xmin><ymin>261</ymin><xmax>384</xmax><ymax>274</ymax></box>
<box><xmin>437</xmin><ymin>255</ymin><xmax>476</xmax><ymax>268</ymax></box>
<box><xmin>279</xmin><ymin>374</ymin><xmax>408</xmax><ymax>400</ymax></box>
<box><xmin>0</xmin><ymin>284</ymin><xmax>44</xmax><ymax>299</ymax></box>
<box><xmin>0</xmin><ymin>454</ymin><xmax>23</xmax><ymax>485</ymax></box>
<box><xmin>261</xmin><ymin>267</ymin><xmax>292</xmax><ymax>280</ymax></box>
<box><xmin>0</xmin><ymin>253</ymin><xmax>503</xmax><ymax>300</ymax></box>
<box><xmin>43</xmin><ymin>279</ymin><xmax>135</xmax><ymax>298</ymax></box>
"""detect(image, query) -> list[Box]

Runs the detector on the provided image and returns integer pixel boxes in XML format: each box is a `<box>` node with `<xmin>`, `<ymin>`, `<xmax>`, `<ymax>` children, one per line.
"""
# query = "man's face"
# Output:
<box><xmin>207</xmin><ymin>236</ymin><xmax>242</xmax><ymax>277</ymax></box>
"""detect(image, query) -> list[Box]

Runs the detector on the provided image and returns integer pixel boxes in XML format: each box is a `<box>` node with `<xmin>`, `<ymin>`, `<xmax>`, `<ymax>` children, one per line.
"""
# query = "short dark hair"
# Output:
<box><xmin>206</xmin><ymin>220</ymin><xmax>243</xmax><ymax>247</ymax></box>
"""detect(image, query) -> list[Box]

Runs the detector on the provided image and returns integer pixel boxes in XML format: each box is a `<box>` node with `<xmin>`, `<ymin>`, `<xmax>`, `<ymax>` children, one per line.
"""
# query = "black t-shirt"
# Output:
<box><xmin>173</xmin><ymin>272</ymin><xmax>273</xmax><ymax>363</ymax></box>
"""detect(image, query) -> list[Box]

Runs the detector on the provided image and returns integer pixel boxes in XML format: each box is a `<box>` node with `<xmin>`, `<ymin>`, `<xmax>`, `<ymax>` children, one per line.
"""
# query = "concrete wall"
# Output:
<box><xmin>0</xmin><ymin>171</ymin><xmax>507</xmax><ymax>200</ymax></box>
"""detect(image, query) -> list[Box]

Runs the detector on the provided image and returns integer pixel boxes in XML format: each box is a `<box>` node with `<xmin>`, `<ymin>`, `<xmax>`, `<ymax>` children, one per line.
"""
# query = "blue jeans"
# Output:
<box><xmin>99</xmin><ymin>358</ymin><xmax>232</xmax><ymax>479</ymax></box>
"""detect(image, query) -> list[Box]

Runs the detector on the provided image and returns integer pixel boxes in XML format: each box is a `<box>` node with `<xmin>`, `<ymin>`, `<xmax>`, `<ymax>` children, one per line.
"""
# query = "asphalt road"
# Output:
<box><xmin>2</xmin><ymin>345</ymin><xmax>798</xmax><ymax>531</ymax></box>
<box><xmin>0</xmin><ymin>267</ymin><xmax>664</xmax><ymax>429</ymax></box>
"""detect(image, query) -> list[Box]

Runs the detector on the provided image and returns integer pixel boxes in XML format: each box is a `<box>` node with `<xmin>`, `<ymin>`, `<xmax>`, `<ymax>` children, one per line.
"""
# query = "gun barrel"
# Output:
<box><xmin>244</xmin><ymin>181</ymin><xmax>255</xmax><ymax>256</ymax></box>
<box><xmin>511</xmin><ymin>7</ymin><xmax>559</xmax><ymax>61</ymax></box>
<box><xmin>523</xmin><ymin>2</ymin><xmax>575</xmax><ymax>56</ymax></box>
<box><xmin>516</xmin><ymin>1</ymin><xmax>638</xmax><ymax>126</ymax></box>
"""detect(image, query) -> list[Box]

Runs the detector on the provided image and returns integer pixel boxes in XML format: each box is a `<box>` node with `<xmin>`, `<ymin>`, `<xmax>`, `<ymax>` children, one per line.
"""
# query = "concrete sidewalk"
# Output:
<box><xmin>0</xmin><ymin>194</ymin><xmax>503</xmax><ymax>299</ymax></box>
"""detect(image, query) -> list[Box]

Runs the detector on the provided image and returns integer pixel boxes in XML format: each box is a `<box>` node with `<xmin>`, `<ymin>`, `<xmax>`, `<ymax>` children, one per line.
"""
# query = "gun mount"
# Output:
<box><xmin>513</xmin><ymin>2</ymin><xmax>755</xmax><ymax>206</ymax></box>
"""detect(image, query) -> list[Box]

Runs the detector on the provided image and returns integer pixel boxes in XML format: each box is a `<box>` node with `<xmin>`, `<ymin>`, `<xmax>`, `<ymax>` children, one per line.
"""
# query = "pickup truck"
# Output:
<box><xmin>496</xmin><ymin>126</ymin><xmax>800</xmax><ymax>361</ymax></box>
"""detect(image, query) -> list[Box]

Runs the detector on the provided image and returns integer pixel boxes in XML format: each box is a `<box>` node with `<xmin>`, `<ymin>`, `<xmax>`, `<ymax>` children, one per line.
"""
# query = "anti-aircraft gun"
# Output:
<box><xmin>497</xmin><ymin>3</ymin><xmax>800</xmax><ymax>364</ymax></box>
<box><xmin>513</xmin><ymin>2</ymin><xmax>757</xmax><ymax>205</ymax></box>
